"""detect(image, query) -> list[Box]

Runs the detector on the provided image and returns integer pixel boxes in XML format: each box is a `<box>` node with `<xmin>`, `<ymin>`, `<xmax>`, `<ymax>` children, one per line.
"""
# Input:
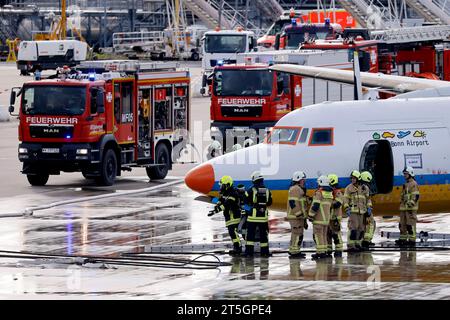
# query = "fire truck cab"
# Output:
<box><xmin>9</xmin><ymin>60</ymin><xmax>190</xmax><ymax>186</ymax></box>
<box><xmin>275</xmin><ymin>20</ymin><xmax>343</xmax><ymax>51</ymax></box>
<box><xmin>210</xmin><ymin>61</ymin><xmax>302</xmax><ymax>151</ymax></box>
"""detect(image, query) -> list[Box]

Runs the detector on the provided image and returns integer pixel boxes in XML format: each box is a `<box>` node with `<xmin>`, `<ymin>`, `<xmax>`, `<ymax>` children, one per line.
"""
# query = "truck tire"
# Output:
<box><xmin>27</xmin><ymin>173</ymin><xmax>49</xmax><ymax>186</ymax></box>
<box><xmin>191</xmin><ymin>52</ymin><xmax>200</xmax><ymax>61</ymax></box>
<box><xmin>95</xmin><ymin>149</ymin><xmax>117</xmax><ymax>186</ymax></box>
<box><xmin>146</xmin><ymin>144</ymin><xmax>170</xmax><ymax>180</ymax></box>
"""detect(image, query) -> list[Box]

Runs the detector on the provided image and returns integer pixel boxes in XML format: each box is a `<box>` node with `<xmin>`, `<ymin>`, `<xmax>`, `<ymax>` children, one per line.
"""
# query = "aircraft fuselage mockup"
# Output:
<box><xmin>185</xmin><ymin>97</ymin><xmax>450</xmax><ymax>215</ymax></box>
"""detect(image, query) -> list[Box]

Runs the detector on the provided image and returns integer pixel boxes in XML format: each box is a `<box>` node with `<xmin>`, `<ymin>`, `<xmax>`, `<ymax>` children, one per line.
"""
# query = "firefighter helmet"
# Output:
<box><xmin>328</xmin><ymin>174</ymin><xmax>339</xmax><ymax>186</ymax></box>
<box><xmin>209</xmin><ymin>140</ymin><xmax>222</xmax><ymax>151</ymax></box>
<box><xmin>317</xmin><ymin>175</ymin><xmax>330</xmax><ymax>187</ymax></box>
<box><xmin>350</xmin><ymin>170</ymin><xmax>361</xmax><ymax>180</ymax></box>
<box><xmin>403</xmin><ymin>166</ymin><xmax>415</xmax><ymax>177</ymax></box>
<box><xmin>292</xmin><ymin>171</ymin><xmax>306</xmax><ymax>182</ymax></box>
<box><xmin>231</xmin><ymin>144</ymin><xmax>242</xmax><ymax>152</ymax></box>
<box><xmin>219</xmin><ymin>175</ymin><xmax>233</xmax><ymax>188</ymax></box>
<box><xmin>360</xmin><ymin>171</ymin><xmax>373</xmax><ymax>183</ymax></box>
<box><xmin>244</xmin><ymin>138</ymin><xmax>254</xmax><ymax>148</ymax></box>
<box><xmin>251</xmin><ymin>171</ymin><xmax>263</xmax><ymax>183</ymax></box>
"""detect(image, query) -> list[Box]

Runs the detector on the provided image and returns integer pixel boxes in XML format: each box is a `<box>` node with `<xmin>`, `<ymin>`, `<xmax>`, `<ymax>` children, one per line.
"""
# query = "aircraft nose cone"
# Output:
<box><xmin>185</xmin><ymin>163</ymin><xmax>215</xmax><ymax>194</ymax></box>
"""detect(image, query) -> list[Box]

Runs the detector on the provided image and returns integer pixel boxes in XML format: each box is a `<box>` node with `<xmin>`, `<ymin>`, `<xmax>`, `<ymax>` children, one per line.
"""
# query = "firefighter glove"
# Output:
<box><xmin>208</xmin><ymin>210</ymin><xmax>216</xmax><ymax>217</ymax></box>
<box><xmin>367</xmin><ymin>207</ymin><xmax>372</xmax><ymax>216</ymax></box>
<box><xmin>407</xmin><ymin>200</ymin><xmax>415</xmax><ymax>208</ymax></box>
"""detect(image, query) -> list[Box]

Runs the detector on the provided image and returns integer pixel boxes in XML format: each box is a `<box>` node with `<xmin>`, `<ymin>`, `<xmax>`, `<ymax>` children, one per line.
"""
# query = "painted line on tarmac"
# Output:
<box><xmin>0</xmin><ymin>179</ymin><xmax>184</xmax><ymax>218</ymax></box>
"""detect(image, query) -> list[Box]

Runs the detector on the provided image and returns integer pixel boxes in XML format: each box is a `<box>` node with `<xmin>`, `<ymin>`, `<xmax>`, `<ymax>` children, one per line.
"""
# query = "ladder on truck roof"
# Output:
<box><xmin>370</xmin><ymin>25</ymin><xmax>450</xmax><ymax>44</ymax></box>
<box><xmin>77</xmin><ymin>60</ymin><xmax>180</xmax><ymax>73</ymax></box>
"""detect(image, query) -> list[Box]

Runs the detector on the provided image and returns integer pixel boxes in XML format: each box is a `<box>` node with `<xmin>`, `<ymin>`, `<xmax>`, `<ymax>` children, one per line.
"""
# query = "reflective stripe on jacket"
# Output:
<box><xmin>343</xmin><ymin>183</ymin><xmax>372</xmax><ymax>214</ymax></box>
<box><xmin>308</xmin><ymin>189</ymin><xmax>333</xmax><ymax>225</ymax></box>
<box><xmin>246</xmin><ymin>185</ymin><xmax>272</xmax><ymax>223</ymax></box>
<box><xmin>287</xmin><ymin>184</ymin><xmax>308</xmax><ymax>220</ymax></box>
<box><xmin>400</xmin><ymin>179</ymin><xmax>420</xmax><ymax>211</ymax></box>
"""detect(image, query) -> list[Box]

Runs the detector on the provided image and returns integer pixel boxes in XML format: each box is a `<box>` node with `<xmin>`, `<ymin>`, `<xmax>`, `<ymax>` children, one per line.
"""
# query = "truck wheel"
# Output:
<box><xmin>95</xmin><ymin>149</ymin><xmax>117</xmax><ymax>186</ymax></box>
<box><xmin>27</xmin><ymin>173</ymin><xmax>49</xmax><ymax>186</ymax></box>
<box><xmin>191</xmin><ymin>52</ymin><xmax>199</xmax><ymax>61</ymax></box>
<box><xmin>146</xmin><ymin>144</ymin><xmax>170</xmax><ymax>180</ymax></box>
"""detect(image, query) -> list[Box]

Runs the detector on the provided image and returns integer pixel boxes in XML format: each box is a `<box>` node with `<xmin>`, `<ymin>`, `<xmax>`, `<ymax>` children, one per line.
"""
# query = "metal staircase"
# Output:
<box><xmin>253</xmin><ymin>0</ymin><xmax>284</xmax><ymax>23</ymax></box>
<box><xmin>183</xmin><ymin>0</ymin><xmax>233</xmax><ymax>29</ymax></box>
<box><xmin>405</xmin><ymin>0</ymin><xmax>450</xmax><ymax>25</ymax></box>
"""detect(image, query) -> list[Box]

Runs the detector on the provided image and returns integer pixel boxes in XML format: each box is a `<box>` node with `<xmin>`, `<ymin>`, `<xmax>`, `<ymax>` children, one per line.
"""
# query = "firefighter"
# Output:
<box><xmin>208</xmin><ymin>175</ymin><xmax>242</xmax><ymax>255</ymax></box>
<box><xmin>327</xmin><ymin>174</ymin><xmax>344</xmax><ymax>258</ymax></box>
<box><xmin>343</xmin><ymin>170</ymin><xmax>372</xmax><ymax>252</ymax></box>
<box><xmin>244</xmin><ymin>171</ymin><xmax>273</xmax><ymax>257</ymax></box>
<box><xmin>308</xmin><ymin>175</ymin><xmax>333</xmax><ymax>260</ymax></box>
<box><xmin>396</xmin><ymin>166</ymin><xmax>420</xmax><ymax>247</ymax></box>
<box><xmin>360</xmin><ymin>171</ymin><xmax>376</xmax><ymax>249</ymax></box>
<box><xmin>287</xmin><ymin>171</ymin><xmax>309</xmax><ymax>259</ymax></box>
<box><xmin>207</xmin><ymin>140</ymin><xmax>222</xmax><ymax>160</ymax></box>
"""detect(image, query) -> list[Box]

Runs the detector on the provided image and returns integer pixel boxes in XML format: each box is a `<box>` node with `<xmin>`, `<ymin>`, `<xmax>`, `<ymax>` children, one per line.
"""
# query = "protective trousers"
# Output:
<box><xmin>227</xmin><ymin>223</ymin><xmax>241</xmax><ymax>251</ymax></box>
<box><xmin>245</xmin><ymin>221</ymin><xmax>269</xmax><ymax>255</ymax></box>
<box><xmin>363</xmin><ymin>215</ymin><xmax>376</xmax><ymax>242</ymax></box>
<box><xmin>313</xmin><ymin>224</ymin><xmax>328</xmax><ymax>254</ymax></box>
<box><xmin>327</xmin><ymin>220</ymin><xmax>343</xmax><ymax>253</ymax></box>
<box><xmin>288</xmin><ymin>219</ymin><xmax>305</xmax><ymax>255</ymax></box>
<box><xmin>347</xmin><ymin>213</ymin><xmax>364</xmax><ymax>249</ymax></box>
<box><xmin>399</xmin><ymin>210</ymin><xmax>417</xmax><ymax>241</ymax></box>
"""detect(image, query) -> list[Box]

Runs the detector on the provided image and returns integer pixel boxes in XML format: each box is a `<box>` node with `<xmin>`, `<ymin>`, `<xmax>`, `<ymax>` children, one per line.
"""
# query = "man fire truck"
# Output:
<box><xmin>8</xmin><ymin>60</ymin><xmax>190</xmax><ymax>186</ymax></box>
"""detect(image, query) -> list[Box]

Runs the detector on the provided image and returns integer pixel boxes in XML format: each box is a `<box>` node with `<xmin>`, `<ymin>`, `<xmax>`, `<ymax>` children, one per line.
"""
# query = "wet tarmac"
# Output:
<box><xmin>1</xmin><ymin>180</ymin><xmax>450</xmax><ymax>299</ymax></box>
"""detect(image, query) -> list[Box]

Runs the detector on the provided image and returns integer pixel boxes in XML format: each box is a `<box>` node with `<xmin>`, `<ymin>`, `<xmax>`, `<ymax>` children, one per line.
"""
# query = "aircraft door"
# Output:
<box><xmin>359</xmin><ymin>140</ymin><xmax>393</xmax><ymax>194</ymax></box>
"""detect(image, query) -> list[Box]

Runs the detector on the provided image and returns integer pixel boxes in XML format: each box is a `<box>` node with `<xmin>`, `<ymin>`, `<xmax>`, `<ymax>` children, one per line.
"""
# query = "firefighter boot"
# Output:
<box><xmin>334</xmin><ymin>251</ymin><xmax>342</xmax><ymax>258</ymax></box>
<box><xmin>361</xmin><ymin>241</ymin><xmax>371</xmax><ymax>250</ymax></box>
<box><xmin>229</xmin><ymin>243</ymin><xmax>242</xmax><ymax>256</ymax></box>
<box><xmin>289</xmin><ymin>252</ymin><xmax>306</xmax><ymax>259</ymax></box>
<box><xmin>395</xmin><ymin>239</ymin><xmax>407</xmax><ymax>246</ymax></box>
<box><xmin>244</xmin><ymin>245</ymin><xmax>254</xmax><ymax>257</ymax></box>
<box><xmin>311</xmin><ymin>253</ymin><xmax>326</xmax><ymax>260</ymax></box>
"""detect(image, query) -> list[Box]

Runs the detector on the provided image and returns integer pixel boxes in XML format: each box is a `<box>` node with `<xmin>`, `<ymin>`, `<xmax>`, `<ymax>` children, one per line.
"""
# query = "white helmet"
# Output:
<box><xmin>317</xmin><ymin>175</ymin><xmax>330</xmax><ymax>187</ymax></box>
<box><xmin>244</xmin><ymin>138</ymin><xmax>254</xmax><ymax>148</ymax></box>
<box><xmin>403</xmin><ymin>166</ymin><xmax>415</xmax><ymax>177</ymax></box>
<box><xmin>251</xmin><ymin>171</ymin><xmax>263</xmax><ymax>182</ymax></box>
<box><xmin>209</xmin><ymin>140</ymin><xmax>222</xmax><ymax>151</ymax></box>
<box><xmin>231</xmin><ymin>144</ymin><xmax>243</xmax><ymax>152</ymax></box>
<box><xmin>292</xmin><ymin>171</ymin><xmax>306</xmax><ymax>182</ymax></box>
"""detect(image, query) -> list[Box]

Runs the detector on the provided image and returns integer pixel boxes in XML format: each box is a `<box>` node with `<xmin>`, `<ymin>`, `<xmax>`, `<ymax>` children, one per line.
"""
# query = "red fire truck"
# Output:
<box><xmin>8</xmin><ymin>60</ymin><xmax>190</xmax><ymax>186</ymax></box>
<box><xmin>210</xmin><ymin>62</ymin><xmax>302</xmax><ymax>150</ymax></box>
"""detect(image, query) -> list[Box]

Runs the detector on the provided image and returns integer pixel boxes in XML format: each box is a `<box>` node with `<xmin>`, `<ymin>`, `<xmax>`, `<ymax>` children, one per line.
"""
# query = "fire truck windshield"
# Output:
<box><xmin>214</xmin><ymin>69</ymin><xmax>272</xmax><ymax>96</ymax></box>
<box><xmin>22</xmin><ymin>85</ymin><xmax>87</xmax><ymax>116</ymax></box>
<box><xmin>205</xmin><ymin>35</ymin><xmax>247</xmax><ymax>53</ymax></box>
<box><xmin>286</xmin><ymin>29</ymin><xmax>331</xmax><ymax>48</ymax></box>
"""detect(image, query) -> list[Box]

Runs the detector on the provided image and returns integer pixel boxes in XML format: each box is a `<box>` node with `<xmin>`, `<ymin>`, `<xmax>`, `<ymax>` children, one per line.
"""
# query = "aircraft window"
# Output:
<box><xmin>298</xmin><ymin>128</ymin><xmax>309</xmax><ymax>143</ymax></box>
<box><xmin>267</xmin><ymin>127</ymin><xmax>301</xmax><ymax>145</ymax></box>
<box><xmin>309</xmin><ymin>128</ymin><xmax>334</xmax><ymax>146</ymax></box>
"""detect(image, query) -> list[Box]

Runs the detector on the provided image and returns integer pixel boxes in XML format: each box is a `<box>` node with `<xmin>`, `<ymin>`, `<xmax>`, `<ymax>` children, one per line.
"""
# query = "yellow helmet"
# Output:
<box><xmin>350</xmin><ymin>170</ymin><xmax>361</xmax><ymax>180</ymax></box>
<box><xmin>328</xmin><ymin>174</ymin><xmax>339</xmax><ymax>186</ymax></box>
<box><xmin>360</xmin><ymin>171</ymin><xmax>373</xmax><ymax>183</ymax></box>
<box><xmin>219</xmin><ymin>175</ymin><xmax>233</xmax><ymax>187</ymax></box>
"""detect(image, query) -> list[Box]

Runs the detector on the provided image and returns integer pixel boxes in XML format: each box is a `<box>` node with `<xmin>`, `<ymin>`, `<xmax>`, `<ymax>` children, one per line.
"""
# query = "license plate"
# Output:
<box><xmin>42</xmin><ymin>148</ymin><xmax>59</xmax><ymax>154</ymax></box>
<box><xmin>233</xmin><ymin>127</ymin><xmax>249</xmax><ymax>131</ymax></box>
